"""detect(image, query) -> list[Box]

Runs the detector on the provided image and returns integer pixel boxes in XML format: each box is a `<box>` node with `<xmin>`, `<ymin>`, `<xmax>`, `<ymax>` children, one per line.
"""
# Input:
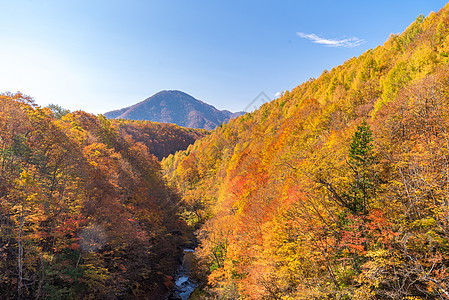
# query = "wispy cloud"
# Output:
<box><xmin>296</xmin><ymin>32</ymin><xmax>365</xmax><ymax>48</ymax></box>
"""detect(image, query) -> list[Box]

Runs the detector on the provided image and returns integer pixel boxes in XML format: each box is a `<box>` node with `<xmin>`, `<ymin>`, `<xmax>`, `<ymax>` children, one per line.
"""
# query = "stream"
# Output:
<box><xmin>169</xmin><ymin>249</ymin><xmax>198</xmax><ymax>300</ymax></box>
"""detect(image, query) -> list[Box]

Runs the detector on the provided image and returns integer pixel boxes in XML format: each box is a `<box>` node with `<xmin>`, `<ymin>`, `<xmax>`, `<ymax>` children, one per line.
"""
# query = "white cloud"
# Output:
<box><xmin>274</xmin><ymin>91</ymin><xmax>282</xmax><ymax>98</ymax></box>
<box><xmin>296</xmin><ymin>32</ymin><xmax>365</xmax><ymax>48</ymax></box>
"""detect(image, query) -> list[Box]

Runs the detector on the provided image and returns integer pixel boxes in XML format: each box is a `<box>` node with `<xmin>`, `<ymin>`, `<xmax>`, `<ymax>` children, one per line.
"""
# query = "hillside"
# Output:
<box><xmin>163</xmin><ymin>4</ymin><xmax>449</xmax><ymax>299</ymax></box>
<box><xmin>110</xmin><ymin>119</ymin><xmax>208</xmax><ymax>160</ymax></box>
<box><xmin>105</xmin><ymin>90</ymin><xmax>244</xmax><ymax>130</ymax></box>
<box><xmin>0</xmin><ymin>94</ymin><xmax>187</xmax><ymax>299</ymax></box>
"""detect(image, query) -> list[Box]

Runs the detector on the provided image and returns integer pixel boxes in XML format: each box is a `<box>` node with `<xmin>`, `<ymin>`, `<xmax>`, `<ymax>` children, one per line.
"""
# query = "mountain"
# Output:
<box><xmin>163</xmin><ymin>4</ymin><xmax>449</xmax><ymax>299</ymax></box>
<box><xmin>104</xmin><ymin>90</ymin><xmax>245</xmax><ymax>130</ymax></box>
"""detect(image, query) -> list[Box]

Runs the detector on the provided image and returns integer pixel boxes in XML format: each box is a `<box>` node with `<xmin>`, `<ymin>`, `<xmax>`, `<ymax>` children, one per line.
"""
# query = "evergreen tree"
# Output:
<box><xmin>346</xmin><ymin>119</ymin><xmax>375</xmax><ymax>214</ymax></box>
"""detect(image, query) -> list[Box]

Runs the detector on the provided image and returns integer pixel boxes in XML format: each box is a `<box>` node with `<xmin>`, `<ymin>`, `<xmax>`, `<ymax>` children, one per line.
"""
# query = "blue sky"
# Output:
<box><xmin>0</xmin><ymin>1</ymin><xmax>447</xmax><ymax>113</ymax></box>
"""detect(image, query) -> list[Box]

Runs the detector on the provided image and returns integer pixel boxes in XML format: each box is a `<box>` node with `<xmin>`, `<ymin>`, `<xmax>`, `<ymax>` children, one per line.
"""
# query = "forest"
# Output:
<box><xmin>0</xmin><ymin>95</ymin><xmax>198</xmax><ymax>299</ymax></box>
<box><xmin>3</xmin><ymin>3</ymin><xmax>449</xmax><ymax>300</ymax></box>
<box><xmin>163</xmin><ymin>3</ymin><xmax>449</xmax><ymax>299</ymax></box>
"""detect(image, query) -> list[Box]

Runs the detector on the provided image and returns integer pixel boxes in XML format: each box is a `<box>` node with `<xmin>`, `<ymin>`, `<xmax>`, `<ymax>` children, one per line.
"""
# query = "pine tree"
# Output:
<box><xmin>346</xmin><ymin>119</ymin><xmax>374</xmax><ymax>214</ymax></box>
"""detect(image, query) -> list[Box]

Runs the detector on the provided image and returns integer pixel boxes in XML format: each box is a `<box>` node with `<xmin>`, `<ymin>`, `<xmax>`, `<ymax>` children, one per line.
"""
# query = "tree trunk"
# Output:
<box><xmin>18</xmin><ymin>204</ymin><xmax>23</xmax><ymax>300</ymax></box>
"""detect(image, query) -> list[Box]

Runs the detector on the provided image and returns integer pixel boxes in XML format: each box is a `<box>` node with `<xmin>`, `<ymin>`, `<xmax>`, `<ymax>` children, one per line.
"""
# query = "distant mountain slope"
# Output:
<box><xmin>105</xmin><ymin>90</ymin><xmax>244</xmax><ymax>130</ymax></box>
<box><xmin>111</xmin><ymin>119</ymin><xmax>208</xmax><ymax>160</ymax></box>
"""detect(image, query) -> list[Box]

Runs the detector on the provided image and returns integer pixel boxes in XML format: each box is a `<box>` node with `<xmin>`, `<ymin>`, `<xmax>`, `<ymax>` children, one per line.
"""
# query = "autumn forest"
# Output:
<box><xmin>4</xmin><ymin>3</ymin><xmax>449</xmax><ymax>300</ymax></box>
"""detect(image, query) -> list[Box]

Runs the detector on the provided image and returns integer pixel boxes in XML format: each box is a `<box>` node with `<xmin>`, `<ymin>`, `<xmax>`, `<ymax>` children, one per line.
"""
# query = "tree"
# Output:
<box><xmin>346</xmin><ymin>119</ymin><xmax>375</xmax><ymax>214</ymax></box>
<box><xmin>47</xmin><ymin>104</ymin><xmax>70</xmax><ymax>119</ymax></box>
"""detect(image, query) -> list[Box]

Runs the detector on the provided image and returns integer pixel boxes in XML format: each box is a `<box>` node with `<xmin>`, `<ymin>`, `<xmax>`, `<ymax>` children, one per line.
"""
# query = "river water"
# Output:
<box><xmin>170</xmin><ymin>249</ymin><xmax>198</xmax><ymax>300</ymax></box>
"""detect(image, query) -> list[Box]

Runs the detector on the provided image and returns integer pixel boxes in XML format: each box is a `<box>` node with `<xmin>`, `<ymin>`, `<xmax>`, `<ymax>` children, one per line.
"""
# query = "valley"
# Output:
<box><xmin>2</xmin><ymin>2</ymin><xmax>449</xmax><ymax>299</ymax></box>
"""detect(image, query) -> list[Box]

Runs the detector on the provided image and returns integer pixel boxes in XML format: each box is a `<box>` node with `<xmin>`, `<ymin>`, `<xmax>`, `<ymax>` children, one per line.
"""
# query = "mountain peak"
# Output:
<box><xmin>104</xmin><ymin>91</ymin><xmax>244</xmax><ymax>130</ymax></box>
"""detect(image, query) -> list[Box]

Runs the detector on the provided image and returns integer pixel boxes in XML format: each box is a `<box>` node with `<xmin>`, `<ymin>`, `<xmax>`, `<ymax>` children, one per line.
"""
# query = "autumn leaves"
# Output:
<box><xmin>0</xmin><ymin>96</ymin><xmax>186</xmax><ymax>299</ymax></box>
<box><xmin>162</xmin><ymin>5</ymin><xmax>449</xmax><ymax>298</ymax></box>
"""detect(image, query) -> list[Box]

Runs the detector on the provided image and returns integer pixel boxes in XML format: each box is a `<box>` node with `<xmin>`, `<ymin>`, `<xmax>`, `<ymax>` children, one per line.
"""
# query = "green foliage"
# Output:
<box><xmin>42</xmin><ymin>250</ymin><xmax>85</xmax><ymax>299</ymax></box>
<box><xmin>47</xmin><ymin>103</ymin><xmax>70</xmax><ymax>119</ymax></box>
<box><xmin>348</xmin><ymin>120</ymin><xmax>373</xmax><ymax>166</ymax></box>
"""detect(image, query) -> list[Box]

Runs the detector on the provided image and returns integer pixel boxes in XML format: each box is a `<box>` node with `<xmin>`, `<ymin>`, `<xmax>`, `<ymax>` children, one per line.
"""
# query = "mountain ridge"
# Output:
<box><xmin>104</xmin><ymin>90</ymin><xmax>244</xmax><ymax>130</ymax></box>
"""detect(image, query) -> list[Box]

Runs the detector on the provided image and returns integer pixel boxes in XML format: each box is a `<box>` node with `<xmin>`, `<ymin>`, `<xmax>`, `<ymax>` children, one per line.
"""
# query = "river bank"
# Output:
<box><xmin>168</xmin><ymin>248</ymin><xmax>198</xmax><ymax>300</ymax></box>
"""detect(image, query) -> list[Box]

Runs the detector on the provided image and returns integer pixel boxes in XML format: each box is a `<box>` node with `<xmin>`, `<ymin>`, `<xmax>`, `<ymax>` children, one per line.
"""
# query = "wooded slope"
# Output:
<box><xmin>163</xmin><ymin>4</ymin><xmax>449</xmax><ymax>299</ymax></box>
<box><xmin>0</xmin><ymin>94</ymin><xmax>187</xmax><ymax>299</ymax></box>
<box><xmin>112</xmin><ymin>119</ymin><xmax>207</xmax><ymax>160</ymax></box>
